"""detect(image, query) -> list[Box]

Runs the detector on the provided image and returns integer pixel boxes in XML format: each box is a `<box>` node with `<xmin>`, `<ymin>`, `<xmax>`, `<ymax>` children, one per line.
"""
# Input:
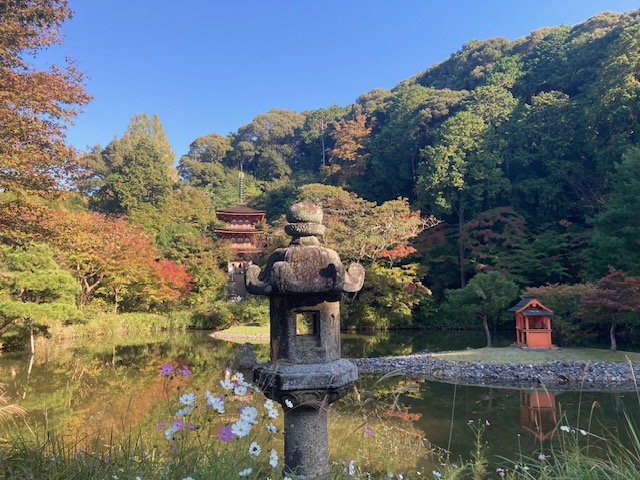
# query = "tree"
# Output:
<box><xmin>233</xmin><ymin>108</ymin><xmax>305</xmax><ymax>181</ymax></box>
<box><xmin>178</xmin><ymin>133</ymin><xmax>233</xmax><ymax>188</ymax></box>
<box><xmin>0</xmin><ymin>244</ymin><xmax>78</xmax><ymax>349</ymax></box>
<box><xmin>524</xmin><ymin>283</ymin><xmax>598</xmax><ymax>346</ymax></box>
<box><xmin>0</xmin><ymin>0</ymin><xmax>92</xmax><ymax>195</ymax></box>
<box><xmin>418</xmin><ymin>111</ymin><xmax>506</xmax><ymax>287</ymax></box>
<box><xmin>444</xmin><ymin>271</ymin><xmax>518</xmax><ymax>347</ymax></box>
<box><xmin>367</xmin><ymin>85</ymin><xmax>467</xmax><ymax>202</ymax></box>
<box><xmin>90</xmin><ymin>137</ymin><xmax>173</xmax><ymax>215</ymax></box>
<box><xmin>156</xmin><ymin>224</ymin><xmax>230</xmax><ymax>305</ymax></box>
<box><xmin>122</xmin><ymin>113</ymin><xmax>177</xmax><ymax>179</ymax></box>
<box><xmin>325</xmin><ymin>113</ymin><xmax>372</xmax><ymax>187</ymax></box>
<box><xmin>295</xmin><ymin>184</ymin><xmax>438</xmax><ymax>330</ymax></box>
<box><xmin>296</xmin><ymin>184</ymin><xmax>436</xmax><ymax>265</ymax></box>
<box><xmin>589</xmin><ymin>147</ymin><xmax>640</xmax><ymax>277</ymax></box>
<box><xmin>300</xmin><ymin>105</ymin><xmax>345</xmax><ymax>168</ymax></box>
<box><xmin>578</xmin><ymin>268</ymin><xmax>640</xmax><ymax>352</ymax></box>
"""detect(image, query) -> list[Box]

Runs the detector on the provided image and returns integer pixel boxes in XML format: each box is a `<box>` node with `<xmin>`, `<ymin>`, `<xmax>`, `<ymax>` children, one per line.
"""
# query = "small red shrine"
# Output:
<box><xmin>509</xmin><ymin>296</ymin><xmax>555</xmax><ymax>349</ymax></box>
<box><xmin>214</xmin><ymin>204</ymin><xmax>266</xmax><ymax>276</ymax></box>
<box><xmin>520</xmin><ymin>391</ymin><xmax>557</xmax><ymax>441</ymax></box>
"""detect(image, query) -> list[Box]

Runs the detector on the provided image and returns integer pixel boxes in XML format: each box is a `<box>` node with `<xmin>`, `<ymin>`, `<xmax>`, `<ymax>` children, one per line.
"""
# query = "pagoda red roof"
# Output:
<box><xmin>216</xmin><ymin>204</ymin><xmax>265</xmax><ymax>215</ymax></box>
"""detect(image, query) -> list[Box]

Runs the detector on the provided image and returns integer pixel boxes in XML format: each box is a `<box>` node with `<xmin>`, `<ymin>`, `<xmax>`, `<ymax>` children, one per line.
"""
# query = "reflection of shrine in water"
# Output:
<box><xmin>520</xmin><ymin>390</ymin><xmax>557</xmax><ymax>441</ymax></box>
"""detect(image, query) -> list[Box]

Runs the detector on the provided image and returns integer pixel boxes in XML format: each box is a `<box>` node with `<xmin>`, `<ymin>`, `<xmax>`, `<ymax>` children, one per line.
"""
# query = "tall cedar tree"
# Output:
<box><xmin>0</xmin><ymin>0</ymin><xmax>91</xmax><ymax>195</ymax></box>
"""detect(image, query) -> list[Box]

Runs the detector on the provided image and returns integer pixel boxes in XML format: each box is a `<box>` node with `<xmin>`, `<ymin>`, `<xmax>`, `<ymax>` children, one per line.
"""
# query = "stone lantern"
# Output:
<box><xmin>245</xmin><ymin>201</ymin><xmax>364</xmax><ymax>478</ymax></box>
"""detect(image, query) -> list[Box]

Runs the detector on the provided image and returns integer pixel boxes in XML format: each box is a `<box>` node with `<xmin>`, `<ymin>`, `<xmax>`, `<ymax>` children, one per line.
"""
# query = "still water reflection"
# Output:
<box><xmin>0</xmin><ymin>330</ymin><xmax>637</xmax><ymax>464</ymax></box>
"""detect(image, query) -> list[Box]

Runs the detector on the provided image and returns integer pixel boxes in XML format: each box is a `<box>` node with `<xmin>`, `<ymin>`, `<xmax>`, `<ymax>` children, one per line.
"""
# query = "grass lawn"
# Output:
<box><xmin>211</xmin><ymin>323</ymin><xmax>270</xmax><ymax>344</ymax></box>
<box><xmin>433</xmin><ymin>346</ymin><xmax>640</xmax><ymax>364</ymax></box>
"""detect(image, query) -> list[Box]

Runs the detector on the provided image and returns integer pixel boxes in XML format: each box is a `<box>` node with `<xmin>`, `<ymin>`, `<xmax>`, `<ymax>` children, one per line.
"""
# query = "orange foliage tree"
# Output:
<box><xmin>0</xmin><ymin>0</ymin><xmax>91</xmax><ymax>195</ymax></box>
<box><xmin>50</xmin><ymin>210</ymin><xmax>192</xmax><ymax>311</ymax></box>
<box><xmin>578</xmin><ymin>268</ymin><xmax>640</xmax><ymax>352</ymax></box>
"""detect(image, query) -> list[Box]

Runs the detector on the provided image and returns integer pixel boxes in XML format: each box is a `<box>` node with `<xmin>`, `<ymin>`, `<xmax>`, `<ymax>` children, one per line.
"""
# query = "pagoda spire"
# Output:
<box><xmin>239</xmin><ymin>160</ymin><xmax>244</xmax><ymax>205</ymax></box>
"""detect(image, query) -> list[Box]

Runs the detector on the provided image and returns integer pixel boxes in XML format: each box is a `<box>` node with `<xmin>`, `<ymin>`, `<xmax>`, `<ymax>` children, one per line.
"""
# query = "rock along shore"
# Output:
<box><xmin>349</xmin><ymin>354</ymin><xmax>640</xmax><ymax>391</ymax></box>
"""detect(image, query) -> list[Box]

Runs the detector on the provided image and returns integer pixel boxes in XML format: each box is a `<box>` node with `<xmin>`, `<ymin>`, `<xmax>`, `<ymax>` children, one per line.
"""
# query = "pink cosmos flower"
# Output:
<box><xmin>178</xmin><ymin>365</ymin><xmax>192</xmax><ymax>376</ymax></box>
<box><xmin>172</xmin><ymin>419</ymin><xmax>184</xmax><ymax>431</ymax></box>
<box><xmin>218</xmin><ymin>424</ymin><xmax>234</xmax><ymax>443</ymax></box>
<box><xmin>160</xmin><ymin>363</ymin><xmax>174</xmax><ymax>376</ymax></box>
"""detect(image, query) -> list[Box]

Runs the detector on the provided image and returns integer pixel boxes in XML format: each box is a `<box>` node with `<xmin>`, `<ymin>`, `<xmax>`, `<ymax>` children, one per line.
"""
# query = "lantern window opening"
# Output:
<box><xmin>296</xmin><ymin>311</ymin><xmax>319</xmax><ymax>337</ymax></box>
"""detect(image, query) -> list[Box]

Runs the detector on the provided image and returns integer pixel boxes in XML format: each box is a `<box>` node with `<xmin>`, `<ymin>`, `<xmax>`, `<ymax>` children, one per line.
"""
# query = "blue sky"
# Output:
<box><xmin>40</xmin><ymin>1</ymin><xmax>639</xmax><ymax>160</ymax></box>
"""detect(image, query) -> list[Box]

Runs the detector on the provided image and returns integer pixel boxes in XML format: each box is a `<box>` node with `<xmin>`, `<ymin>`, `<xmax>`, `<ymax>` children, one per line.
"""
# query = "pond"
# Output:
<box><xmin>1</xmin><ymin>330</ymin><xmax>638</xmax><ymax>470</ymax></box>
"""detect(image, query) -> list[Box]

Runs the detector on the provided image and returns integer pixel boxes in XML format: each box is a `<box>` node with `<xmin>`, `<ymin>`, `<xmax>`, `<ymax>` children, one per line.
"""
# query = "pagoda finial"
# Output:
<box><xmin>239</xmin><ymin>161</ymin><xmax>244</xmax><ymax>205</ymax></box>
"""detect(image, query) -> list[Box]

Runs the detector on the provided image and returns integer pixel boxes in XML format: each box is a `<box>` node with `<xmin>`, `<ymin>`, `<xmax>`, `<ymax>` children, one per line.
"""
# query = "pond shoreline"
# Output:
<box><xmin>349</xmin><ymin>353</ymin><xmax>640</xmax><ymax>391</ymax></box>
<box><xmin>212</xmin><ymin>330</ymin><xmax>640</xmax><ymax>391</ymax></box>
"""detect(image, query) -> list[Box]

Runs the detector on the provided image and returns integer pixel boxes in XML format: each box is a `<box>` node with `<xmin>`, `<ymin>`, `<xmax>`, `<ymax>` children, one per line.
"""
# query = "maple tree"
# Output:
<box><xmin>325</xmin><ymin>113</ymin><xmax>372</xmax><ymax>186</ymax></box>
<box><xmin>0</xmin><ymin>0</ymin><xmax>91</xmax><ymax>195</ymax></box>
<box><xmin>578</xmin><ymin>268</ymin><xmax>640</xmax><ymax>352</ymax></box>
<box><xmin>145</xmin><ymin>259</ymin><xmax>193</xmax><ymax>309</ymax></box>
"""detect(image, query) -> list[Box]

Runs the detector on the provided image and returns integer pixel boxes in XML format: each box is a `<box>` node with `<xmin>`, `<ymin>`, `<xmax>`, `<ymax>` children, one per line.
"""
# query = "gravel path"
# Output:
<box><xmin>349</xmin><ymin>354</ymin><xmax>640</xmax><ymax>391</ymax></box>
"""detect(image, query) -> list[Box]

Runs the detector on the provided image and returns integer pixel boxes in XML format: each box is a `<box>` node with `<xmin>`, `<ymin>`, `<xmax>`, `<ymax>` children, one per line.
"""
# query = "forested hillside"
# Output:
<box><xmin>2</xmin><ymin>5</ymin><xmax>640</xmax><ymax>349</ymax></box>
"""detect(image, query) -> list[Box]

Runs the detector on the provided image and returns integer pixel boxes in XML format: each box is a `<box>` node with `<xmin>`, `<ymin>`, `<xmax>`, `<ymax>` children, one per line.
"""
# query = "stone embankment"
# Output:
<box><xmin>350</xmin><ymin>354</ymin><xmax>640</xmax><ymax>391</ymax></box>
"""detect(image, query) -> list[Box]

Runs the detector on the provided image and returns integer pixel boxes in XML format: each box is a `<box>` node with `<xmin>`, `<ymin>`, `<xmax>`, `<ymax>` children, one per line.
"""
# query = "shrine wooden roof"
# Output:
<box><xmin>521</xmin><ymin>308</ymin><xmax>555</xmax><ymax>317</ymax></box>
<box><xmin>508</xmin><ymin>296</ymin><xmax>554</xmax><ymax>314</ymax></box>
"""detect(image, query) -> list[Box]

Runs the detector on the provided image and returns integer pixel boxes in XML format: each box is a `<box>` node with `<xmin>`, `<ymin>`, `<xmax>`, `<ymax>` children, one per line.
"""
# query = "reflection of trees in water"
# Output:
<box><xmin>0</xmin><ymin>332</ymin><xmax>257</xmax><ymax>442</ymax></box>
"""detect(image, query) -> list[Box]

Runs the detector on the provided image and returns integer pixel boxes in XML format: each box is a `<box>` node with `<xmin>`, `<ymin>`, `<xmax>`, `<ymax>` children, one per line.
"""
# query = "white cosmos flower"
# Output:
<box><xmin>239</xmin><ymin>467</ymin><xmax>252</xmax><ymax>477</ymax></box>
<box><xmin>267</xmin><ymin>407</ymin><xmax>279</xmax><ymax>419</ymax></box>
<box><xmin>175</xmin><ymin>406</ymin><xmax>193</xmax><ymax>417</ymax></box>
<box><xmin>269</xmin><ymin>448</ymin><xmax>278</xmax><ymax>468</ymax></box>
<box><xmin>205</xmin><ymin>391</ymin><xmax>225</xmax><ymax>413</ymax></box>
<box><xmin>284</xmin><ymin>398</ymin><xmax>294</xmax><ymax>408</ymax></box>
<box><xmin>234</xmin><ymin>384</ymin><xmax>248</xmax><ymax>396</ymax></box>
<box><xmin>266</xmin><ymin>421</ymin><xmax>277</xmax><ymax>433</ymax></box>
<box><xmin>179</xmin><ymin>392</ymin><xmax>196</xmax><ymax>405</ymax></box>
<box><xmin>231</xmin><ymin>419</ymin><xmax>252</xmax><ymax>437</ymax></box>
<box><xmin>220</xmin><ymin>379</ymin><xmax>234</xmax><ymax>391</ymax></box>
<box><xmin>248</xmin><ymin>441</ymin><xmax>261</xmax><ymax>456</ymax></box>
<box><xmin>240</xmin><ymin>405</ymin><xmax>259</xmax><ymax>424</ymax></box>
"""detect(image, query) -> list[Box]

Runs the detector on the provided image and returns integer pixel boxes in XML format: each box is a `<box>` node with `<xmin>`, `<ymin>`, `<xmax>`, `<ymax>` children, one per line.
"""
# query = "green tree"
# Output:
<box><xmin>0</xmin><ymin>244</ymin><xmax>78</xmax><ymax>349</ymax></box>
<box><xmin>122</xmin><ymin>113</ymin><xmax>177</xmax><ymax>179</ymax></box>
<box><xmin>156</xmin><ymin>224</ymin><xmax>230</xmax><ymax>305</ymax></box>
<box><xmin>300</xmin><ymin>105</ymin><xmax>345</xmax><ymax>168</ymax></box>
<box><xmin>418</xmin><ymin>111</ymin><xmax>508</xmax><ymax>287</ymax></box>
<box><xmin>91</xmin><ymin>138</ymin><xmax>173</xmax><ymax>215</ymax></box>
<box><xmin>0</xmin><ymin>0</ymin><xmax>91</xmax><ymax>196</ymax></box>
<box><xmin>178</xmin><ymin>133</ymin><xmax>233</xmax><ymax>188</ymax></box>
<box><xmin>367</xmin><ymin>85</ymin><xmax>467</xmax><ymax>202</ymax></box>
<box><xmin>443</xmin><ymin>271</ymin><xmax>518</xmax><ymax>347</ymax></box>
<box><xmin>233</xmin><ymin>108</ymin><xmax>305</xmax><ymax>181</ymax></box>
<box><xmin>590</xmin><ymin>147</ymin><xmax>640</xmax><ymax>277</ymax></box>
<box><xmin>296</xmin><ymin>184</ymin><xmax>436</xmax><ymax>329</ymax></box>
